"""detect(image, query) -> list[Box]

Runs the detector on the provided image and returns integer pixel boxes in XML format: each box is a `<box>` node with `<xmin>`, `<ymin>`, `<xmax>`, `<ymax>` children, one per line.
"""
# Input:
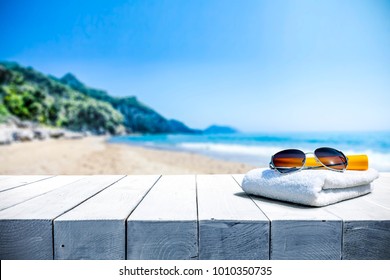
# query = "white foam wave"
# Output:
<box><xmin>178</xmin><ymin>142</ymin><xmax>284</xmax><ymax>156</ymax></box>
<box><xmin>178</xmin><ymin>142</ymin><xmax>390</xmax><ymax>171</ymax></box>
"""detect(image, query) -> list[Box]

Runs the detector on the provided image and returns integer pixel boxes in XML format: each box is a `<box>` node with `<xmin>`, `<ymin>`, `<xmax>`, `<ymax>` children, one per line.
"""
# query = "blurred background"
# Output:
<box><xmin>1</xmin><ymin>0</ymin><xmax>389</xmax><ymax>174</ymax></box>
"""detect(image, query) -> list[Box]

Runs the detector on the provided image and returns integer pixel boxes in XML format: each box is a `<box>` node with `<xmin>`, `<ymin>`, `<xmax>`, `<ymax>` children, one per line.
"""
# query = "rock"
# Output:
<box><xmin>63</xmin><ymin>131</ymin><xmax>84</xmax><ymax>139</ymax></box>
<box><xmin>48</xmin><ymin>129</ymin><xmax>65</xmax><ymax>139</ymax></box>
<box><xmin>1</xmin><ymin>120</ymin><xmax>91</xmax><ymax>144</ymax></box>
<box><xmin>17</xmin><ymin>120</ymin><xmax>37</xmax><ymax>129</ymax></box>
<box><xmin>0</xmin><ymin>123</ymin><xmax>17</xmax><ymax>145</ymax></box>
<box><xmin>13</xmin><ymin>129</ymin><xmax>34</xmax><ymax>142</ymax></box>
<box><xmin>33</xmin><ymin>129</ymin><xmax>49</xmax><ymax>140</ymax></box>
<box><xmin>0</xmin><ymin>129</ymin><xmax>13</xmax><ymax>145</ymax></box>
<box><xmin>4</xmin><ymin>115</ymin><xmax>21</xmax><ymax>127</ymax></box>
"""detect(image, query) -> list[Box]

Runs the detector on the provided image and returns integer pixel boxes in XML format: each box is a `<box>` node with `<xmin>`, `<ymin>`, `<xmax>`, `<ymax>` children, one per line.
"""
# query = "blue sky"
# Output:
<box><xmin>1</xmin><ymin>0</ymin><xmax>389</xmax><ymax>132</ymax></box>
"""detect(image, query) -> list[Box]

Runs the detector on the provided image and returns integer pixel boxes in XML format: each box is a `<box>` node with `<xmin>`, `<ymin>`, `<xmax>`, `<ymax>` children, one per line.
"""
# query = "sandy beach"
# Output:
<box><xmin>0</xmin><ymin>137</ymin><xmax>255</xmax><ymax>175</ymax></box>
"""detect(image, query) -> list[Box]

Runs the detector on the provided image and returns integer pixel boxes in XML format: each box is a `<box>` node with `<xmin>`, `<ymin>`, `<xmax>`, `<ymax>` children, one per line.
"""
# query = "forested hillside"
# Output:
<box><xmin>0</xmin><ymin>62</ymin><xmax>197</xmax><ymax>134</ymax></box>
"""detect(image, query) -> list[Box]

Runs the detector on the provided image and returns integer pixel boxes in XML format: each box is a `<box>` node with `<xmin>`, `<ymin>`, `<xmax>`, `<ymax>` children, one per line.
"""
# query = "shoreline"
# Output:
<box><xmin>0</xmin><ymin>136</ymin><xmax>256</xmax><ymax>175</ymax></box>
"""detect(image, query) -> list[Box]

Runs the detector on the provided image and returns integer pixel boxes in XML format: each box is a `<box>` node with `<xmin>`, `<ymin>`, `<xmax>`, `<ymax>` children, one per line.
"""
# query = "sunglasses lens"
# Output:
<box><xmin>314</xmin><ymin>147</ymin><xmax>347</xmax><ymax>171</ymax></box>
<box><xmin>272</xmin><ymin>149</ymin><xmax>305</xmax><ymax>173</ymax></box>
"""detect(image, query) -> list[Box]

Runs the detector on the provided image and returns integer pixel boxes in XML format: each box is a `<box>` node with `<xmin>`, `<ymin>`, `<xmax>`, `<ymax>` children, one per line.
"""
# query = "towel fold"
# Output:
<box><xmin>241</xmin><ymin>168</ymin><xmax>379</xmax><ymax>207</ymax></box>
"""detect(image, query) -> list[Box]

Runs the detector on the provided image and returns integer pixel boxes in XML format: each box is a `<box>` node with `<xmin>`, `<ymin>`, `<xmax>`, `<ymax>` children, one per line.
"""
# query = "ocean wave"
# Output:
<box><xmin>178</xmin><ymin>142</ymin><xmax>390</xmax><ymax>171</ymax></box>
<box><xmin>178</xmin><ymin>142</ymin><xmax>284</xmax><ymax>156</ymax></box>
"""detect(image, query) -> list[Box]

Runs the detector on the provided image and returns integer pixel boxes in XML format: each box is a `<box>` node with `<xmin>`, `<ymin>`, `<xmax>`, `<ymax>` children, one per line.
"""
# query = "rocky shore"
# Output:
<box><xmin>0</xmin><ymin>117</ymin><xmax>85</xmax><ymax>145</ymax></box>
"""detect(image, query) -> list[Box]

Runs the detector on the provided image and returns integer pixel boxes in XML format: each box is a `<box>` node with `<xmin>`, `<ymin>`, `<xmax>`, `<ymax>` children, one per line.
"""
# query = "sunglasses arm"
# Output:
<box><xmin>269</xmin><ymin>159</ymin><xmax>276</xmax><ymax>170</ymax></box>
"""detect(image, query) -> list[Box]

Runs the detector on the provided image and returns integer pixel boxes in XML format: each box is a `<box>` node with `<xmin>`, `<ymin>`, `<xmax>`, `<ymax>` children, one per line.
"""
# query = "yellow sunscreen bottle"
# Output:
<box><xmin>305</xmin><ymin>154</ymin><xmax>369</xmax><ymax>171</ymax></box>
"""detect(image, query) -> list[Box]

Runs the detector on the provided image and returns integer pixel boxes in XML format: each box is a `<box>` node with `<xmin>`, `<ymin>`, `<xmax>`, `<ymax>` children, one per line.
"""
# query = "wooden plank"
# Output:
<box><xmin>0</xmin><ymin>175</ymin><xmax>124</xmax><ymax>260</ymax></box>
<box><xmin>232</xmin><ymin>174</ymin><xmax>342</xmax><ymax>260</ymax></box>
<box><xmin>197</xmin><ymin>174</ymin><xmax>269</xmax><ymax>260</ymax></box>
<box><xmin>362</xmin><ymin>175</ymin><xmax>390</xmax><ymax>208</ymax></box>
<box><xmin>325</xmin><ymin>194</ymin><xmax>390</xmax><ymax>260</ymax></box>
<box><xmin>0</xmin><ymin>176</ymin><xmax>84</xmax><ymax>211</ymax></box>
<box><xmin>379</xmin><ymin>172</ymin><xmax>390</xmax><ymax>178</ymax></box>
<box><xmin>127</xmin><ymin>175</ymin><xmax>197</xmax><ymax>260</ymax></box>
<box><xmin>256</xmin><ymin>198</ymin><xmax>342</xmax><ymax>260</ymax></box>
<box><xmin>0</xmin><ymin>176</ymin><xmax>11</xmax><ymax>182</ymax></box>
<box><xmin>0</xmin><ymin>176</ymin><xmax>53</xmax><ymax>192</ymax></box>
<box><xmin>232</xmin><ymin>174</ymin><xmax>245</xmax><ymax>183</ymax></box>
<box><xmin>54</xmin><ymin>175</ymin><xmax>160</xmax><ymax>260</ymax></box>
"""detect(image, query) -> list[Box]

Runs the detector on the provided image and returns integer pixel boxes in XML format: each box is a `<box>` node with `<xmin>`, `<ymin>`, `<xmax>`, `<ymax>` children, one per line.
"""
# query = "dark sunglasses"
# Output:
<box><xmin>269</xmin><ymin>147</ymin><xmax>349</xmax><ymax>174</ymax></box>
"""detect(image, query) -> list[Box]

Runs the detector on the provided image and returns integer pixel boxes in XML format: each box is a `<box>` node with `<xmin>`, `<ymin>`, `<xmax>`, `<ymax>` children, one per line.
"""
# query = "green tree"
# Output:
<box><xmin>3</xmin><ymin>86</ymin><xmax>30</xmax><ymax>119</ymax></box>
<box><xmin>62</xmin><ymin>99</ymin><xmax>123</xmax><ymax>134</ymax></box>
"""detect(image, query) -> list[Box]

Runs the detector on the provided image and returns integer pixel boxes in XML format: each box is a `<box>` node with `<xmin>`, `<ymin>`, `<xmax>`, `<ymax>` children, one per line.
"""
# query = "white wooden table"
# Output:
<box><xmin>0</xmin><ymin>173</ymin><xmax>389</xmax><ymax>260</ymax></box>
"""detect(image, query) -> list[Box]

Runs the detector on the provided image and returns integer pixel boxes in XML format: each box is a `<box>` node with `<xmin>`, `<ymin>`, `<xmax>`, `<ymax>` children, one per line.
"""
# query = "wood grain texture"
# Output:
<box><xmin>0</xmin><ymin>176</ymin><xmax>53</xmax><ymax>192</ymax></box>
<box><xmin>0</xmin><ymin>173</ymin><xmax>388</xmax><ymax>260</ymax></box>
<box><xmin>55</xmin><ymin>220</ymin><xmax>125</xmax><ymax>260</ymax></box>
<box><xmin>0</xmin><ymin>219</ymin><xmax>52</xmax><ymax>260</ymax></box>
<box><xmin>233</xmin><ymin>174</ymin><xmax>342</xmax><ymax>260</ymax></box>
<box><xmin>127</xmin><ymin>221</ymin><xmax>197</xmax><ymax>260</ymax></box>
<box><xmin>271</xmin><ymin>220</ymin><xmax>342</xmax><ymax>260</ymax></box>
<box><xmin>255</xmin><ymin>198</ymin><xmax>342</xmax><ymax>260</ymax></box>
<box><xmin>127</xmin><ymin>175</ymin><xmax>197</xmax><ymax>260</ymax></box>
<box><xmin>343</xmin><ymin>221</ymin><xmax>390</xmax><ymax>259</ymax></box>
<box><xmin>54</xmin><ymin>175</ymin><xmax>160</xmax><ymax>260</ymax></box>
<box><xmin>0</xmin><ymin>176</ymin><xmax>84</xmax><ymax>211</ymax></box>
<box><xmin>197</xmin><ymin>175</ymin><xmax>269</xmax><ymax>260</ymax></box>
<box><xmin>325</xmin><ymin>195</ymin><xmax>390</xmax><ymax>260</ymax></box>
<box><xmin>199</xmin><ymin>221</ymin><xmax>268</xmax><ymax>260</ymax></box>
<box><xmin>0</xmin><ymin>175</ymin><xmax>124</xmax><ymax>259</ymax></box>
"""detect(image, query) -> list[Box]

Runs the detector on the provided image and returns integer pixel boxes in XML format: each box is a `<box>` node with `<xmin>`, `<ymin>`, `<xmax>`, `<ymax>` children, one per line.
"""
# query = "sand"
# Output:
<box><xmin>0</xmin><ymin>136</ymin><xmax>255</xmax><ymax>175</ymax></box>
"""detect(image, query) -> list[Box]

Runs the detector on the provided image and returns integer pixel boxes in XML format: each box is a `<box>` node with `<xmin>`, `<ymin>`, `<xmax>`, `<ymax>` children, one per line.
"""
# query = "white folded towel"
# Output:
<box><xmin>241</xmin><ymin>168</ymin><xmax>379</xmax><ymax>207</ymax></box>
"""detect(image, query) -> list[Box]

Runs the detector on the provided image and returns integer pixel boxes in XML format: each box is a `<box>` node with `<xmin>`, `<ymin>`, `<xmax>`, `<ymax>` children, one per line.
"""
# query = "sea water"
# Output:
<box><xmin>109</xmin><ymin>131</ymin><xmax>390</xmax><ymax>171</ymax></box>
